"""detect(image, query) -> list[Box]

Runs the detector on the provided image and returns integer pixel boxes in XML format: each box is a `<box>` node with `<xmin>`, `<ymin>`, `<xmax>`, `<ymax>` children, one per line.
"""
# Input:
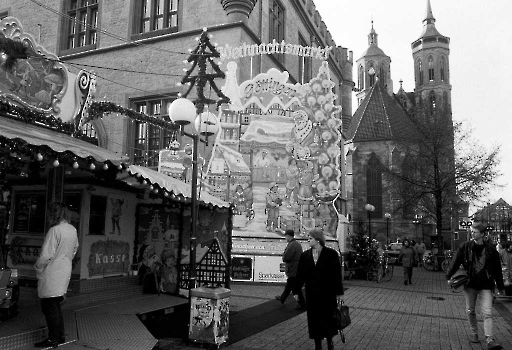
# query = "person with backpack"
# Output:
<box><xmin>446</xmin><ymin>222</ymin><xmax>505</xmax><ymax>350</ymax></box>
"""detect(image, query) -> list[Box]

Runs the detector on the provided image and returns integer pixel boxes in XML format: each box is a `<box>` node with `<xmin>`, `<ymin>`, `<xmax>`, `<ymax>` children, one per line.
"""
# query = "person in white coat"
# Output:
<box><xmin>34</xmin><ymin>203</ymin><xmax>78</xmax><ymax>348</ymax></box>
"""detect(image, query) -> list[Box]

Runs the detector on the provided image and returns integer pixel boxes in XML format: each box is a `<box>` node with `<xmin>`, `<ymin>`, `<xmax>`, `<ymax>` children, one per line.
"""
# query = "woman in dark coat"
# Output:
<box><xmin>296</xmin><ymin>229</ymin><xmax>343</xmax><ymax>350</ymax></box>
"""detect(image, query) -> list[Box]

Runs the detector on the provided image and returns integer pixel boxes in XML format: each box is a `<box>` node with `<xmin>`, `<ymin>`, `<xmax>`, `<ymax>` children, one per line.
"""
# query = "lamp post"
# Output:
<box><xmin>169</xmin><ymin>98</ymin><xmax>220</xmax><ymax>293</ymax></box>
<box><xmin>384</xmin><ymin>212</ymin><xmax>391</xmax><ymax>245</ymax></box>
<box><xmin>365</xmin><ymin>204</ymin><xmax>375</xmax><ymax>239</ymax></box>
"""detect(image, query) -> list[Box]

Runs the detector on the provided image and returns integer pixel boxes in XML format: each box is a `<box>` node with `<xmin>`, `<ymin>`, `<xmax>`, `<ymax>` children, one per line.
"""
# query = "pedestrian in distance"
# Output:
<box><xmin>296</xmin><ymin>229</ymin><xmax>343</xmax><ymax>350</ymax></box>
<box><xmin>398</xmin><ymin>238</ymin><xmax>416</xmax><ymax>285</ymax></box>
<box><xmin>275</xmin><ymin>229</ymin><xmax>306</xmax><ymax>310</ymax></box>
<box><xmin>446</xmin><ymin>222</ymin><xmax>505</xmax><ymax>350</ymax></box>
<box><xmin>415</xmin><ymin>240</ymin><xmax>426</xmax><ymax>267</ymax></box>
<box><xmin>34</xmin><ymin>203</ymin><xmax>79</xmax><ymax>348</ymax></box>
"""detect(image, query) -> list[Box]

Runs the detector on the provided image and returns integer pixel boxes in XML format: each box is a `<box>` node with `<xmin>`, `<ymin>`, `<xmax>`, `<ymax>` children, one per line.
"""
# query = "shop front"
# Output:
<box><xmin>0</xmin><ymin>17</ymin><xmax>232</xmax><ymax>294</ymax></box>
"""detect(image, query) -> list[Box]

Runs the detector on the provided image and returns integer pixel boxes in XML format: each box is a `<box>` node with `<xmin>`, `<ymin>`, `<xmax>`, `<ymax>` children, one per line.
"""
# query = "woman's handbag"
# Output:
<box><xmin>448</xmin><ymin>269</ymin><xmax>469</xmax><ymax>292</ymax></box>
<box><xmin>334</xmin><ymin>300</ymin><xmax>351</xmax><ymax>343</ymax></box>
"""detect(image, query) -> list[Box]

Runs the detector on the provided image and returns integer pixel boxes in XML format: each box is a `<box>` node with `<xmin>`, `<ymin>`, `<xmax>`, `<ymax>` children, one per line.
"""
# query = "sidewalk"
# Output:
<box><xmin>163</xmin><ymin>266</ymin><xmax>512</xmax><ymax>350</ymax></box>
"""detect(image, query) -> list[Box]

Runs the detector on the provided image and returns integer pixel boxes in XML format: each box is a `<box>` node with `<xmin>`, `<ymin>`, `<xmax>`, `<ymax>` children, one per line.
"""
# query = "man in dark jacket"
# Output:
<box><xmin>296</xmin><ymin>229</ymin><xmax>343</xmax><ymax>350</ymax></box>
<box><xmin>275</xmin><ymin>230</ymin><xmax>305</xmax><ymax>309</ymax></box>
<box><xmin>446</xmin><ymin>222</ymin><xmax>505</xmax><ymax>350</ymax></box>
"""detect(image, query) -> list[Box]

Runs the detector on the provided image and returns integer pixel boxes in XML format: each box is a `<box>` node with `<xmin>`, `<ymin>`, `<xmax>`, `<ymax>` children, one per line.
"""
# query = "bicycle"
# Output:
<box><xmin>377</xmin><ymin>253</ymin><xmax>394</xmax><ymax>283</ymax></box>
<box><xmin>423</xmin><ymin>251</ymin><xmax>454</xmax><ymax>272</ymax></box>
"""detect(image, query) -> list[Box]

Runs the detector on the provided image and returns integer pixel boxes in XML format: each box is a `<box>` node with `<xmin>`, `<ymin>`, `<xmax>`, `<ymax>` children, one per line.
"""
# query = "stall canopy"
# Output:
<box><xmin>120</xmin><ymin>164</ymin><xmax>230</xmax><ymax>208</ymax></box>
<box><xmin>0</xmin><ymin>116</ymin><xmax>128</xmax><ymax>166</ymax></box>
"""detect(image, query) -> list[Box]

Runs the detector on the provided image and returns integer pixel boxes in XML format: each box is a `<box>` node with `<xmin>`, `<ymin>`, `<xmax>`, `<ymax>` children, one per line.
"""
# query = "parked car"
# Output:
<box><xmin>386</xmin><ymin>242</ymin><xmax>402</xmax><ymax>265</ymax></box>
<box><xmin>0</xmin><ymin>267</ymin><xmax>19</xmax><ymax>318</ymax></box>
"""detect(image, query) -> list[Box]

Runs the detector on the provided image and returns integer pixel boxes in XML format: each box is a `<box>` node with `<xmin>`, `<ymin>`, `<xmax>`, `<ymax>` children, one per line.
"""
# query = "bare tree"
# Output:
<box><xmin>386</xmin><ymin>99</ymin><xmax>501</xmax><ymax>254</ymax></box>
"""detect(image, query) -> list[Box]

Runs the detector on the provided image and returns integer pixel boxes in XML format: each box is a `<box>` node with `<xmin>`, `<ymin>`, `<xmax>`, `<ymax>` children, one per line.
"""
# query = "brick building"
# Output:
<box><xmin>2</xmin><ymin>0</ymin><xmax>352</xmax><ymax>171</ymax></box>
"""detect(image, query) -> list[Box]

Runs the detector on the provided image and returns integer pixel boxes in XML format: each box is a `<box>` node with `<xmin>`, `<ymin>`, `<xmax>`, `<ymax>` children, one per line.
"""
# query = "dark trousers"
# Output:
<box><xmin>40</xmin><ymin>296</ymin><xmax>65</xmax><ymax>342</ymax></box>
<box><xmin>281</xmin><ymin>276</ymin><xmax>306</xmax><ymax>307</ymax></box>
<box><xmin>403</xmin><ymin>266</ymin><xmax>413</xmax><ymax>283</ymax></box>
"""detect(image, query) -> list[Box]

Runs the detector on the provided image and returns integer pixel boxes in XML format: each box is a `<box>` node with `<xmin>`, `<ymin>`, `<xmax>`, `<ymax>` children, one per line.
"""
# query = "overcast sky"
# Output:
<box><xmin>314</xmin><ymin>0</ymin><xmax>512</xmax><ymax>211</ymax></box>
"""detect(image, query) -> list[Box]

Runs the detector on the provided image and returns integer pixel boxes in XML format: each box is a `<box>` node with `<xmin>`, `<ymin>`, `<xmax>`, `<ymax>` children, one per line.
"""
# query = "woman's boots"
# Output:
<box><xmin>314</xmin><ymin>337</ymin><xmax>334</xmax><ymax>350</ymax></box>
<box><xmin>327</xmin><ymin>337</ymin><xmax>334</xmax><ymax>350</ymax></box>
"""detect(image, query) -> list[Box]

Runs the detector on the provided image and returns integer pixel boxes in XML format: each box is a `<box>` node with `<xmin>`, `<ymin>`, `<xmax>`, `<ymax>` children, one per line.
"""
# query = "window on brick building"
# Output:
<box><xmin>358</xmin><ymin>65</ymin><xmax>364</xmax><ymax>91</ymax></box>
<box><xmin>80</xmin><ymin>123</ymin><xmax>98</xmax><ymax>146</ymax></box>
<box><xmin>428</xmin><ymin>56</ymin><xmax>435</xmax><ymax>81</ymax></box>
<box><xmin>131</xmin><ymin>96</ymin><xmax>177</xmax><ymax>169</ymax></box>
<box><xmin>366</xmin><ymin>153</ymin><xmax>383</xmax><ymax>218</ymax></box>
<box><xmin>417</xmin><ymin>59</ymin><xmax>424</xmax><ymax>86</ymax></box>
<box><xmin>62</xmin><ymin>0</ymin><xmax>98</xmax><ymax>53</ymax></box>
<box><xmin>298</xmin><ymin>33</ymin><xmax>311</xmax><ymax>84</ymax></box>
<box><xmin>440</xmin><ymin>56</ymin><xmax>446</xmax><ymax>82</ymax></box>
<box><xmin>269</xmin><ymin>0</ymin><xmax>285</xmax><ymax>63</ymax></box>
<box><xmin>133</xmin><ymin>0</ymin><xmax>179</xmax><ymax>39</ymax></box>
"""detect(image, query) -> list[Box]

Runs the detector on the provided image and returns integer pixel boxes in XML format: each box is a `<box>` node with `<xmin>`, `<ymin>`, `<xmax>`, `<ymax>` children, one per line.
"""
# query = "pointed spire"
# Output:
<box><xmin>423</xmin><ymin>0</ymin><xmax>435</xmax><ymax>24</ymax></box>
<box><xmin>368</xmin><ymin>20</ymin><xmax>378</xmax><ymax>46</ymax></box>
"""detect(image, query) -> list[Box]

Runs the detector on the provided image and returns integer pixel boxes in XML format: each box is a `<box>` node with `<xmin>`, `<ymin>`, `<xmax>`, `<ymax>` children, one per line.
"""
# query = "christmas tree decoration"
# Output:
<box><xmin>180</xmin><ymin>29</ymin><xmax>230</xmax><ymax>114</ymax></box>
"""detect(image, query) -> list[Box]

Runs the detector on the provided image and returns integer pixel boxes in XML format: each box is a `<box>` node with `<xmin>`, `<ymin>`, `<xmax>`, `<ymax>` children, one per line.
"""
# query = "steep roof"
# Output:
<box><xmin>346</xmin><ymin>82</ymin><xmax>417</xmax><ymax>142</ymax></box>
<box><xmin>359</xmin><ymin>45</ymin><xmax>387</xmax><ymax>59</ymax></box>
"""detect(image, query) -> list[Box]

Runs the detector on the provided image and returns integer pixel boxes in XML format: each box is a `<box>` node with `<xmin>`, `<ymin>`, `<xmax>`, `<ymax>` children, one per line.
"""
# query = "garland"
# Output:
<box><xmin>87</xmin><ymin>101</ymin><xmax>179</xmax><ymax>131</ymax></box>
<box><xmin>0</xmin><ymin>35</ymin><xmax>31</xmax><ymax>71</ymax></box>
<box><xmin>0</xmin><ymin>100</ymin><xmax>75</xmax><ymax>134</ymax></box>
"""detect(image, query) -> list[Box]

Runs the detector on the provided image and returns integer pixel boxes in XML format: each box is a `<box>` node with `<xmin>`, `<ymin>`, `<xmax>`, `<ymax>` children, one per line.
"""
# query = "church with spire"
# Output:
<box><xmin>344</xmin><ymin>0</ymin><xmax>455</xmax><ymax>246</ymax></box>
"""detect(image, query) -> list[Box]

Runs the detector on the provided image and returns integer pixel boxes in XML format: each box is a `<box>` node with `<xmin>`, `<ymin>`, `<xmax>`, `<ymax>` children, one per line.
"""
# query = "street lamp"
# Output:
<box><xmin>365</xmin><ymin>204</ymin><xmax>375</xmax><ymax>239</ymax></box>
<box><xmin>384</xmin><ymin>212</ymin><xmax>391</xmax><ymax>244</ymax></box>
<box><xmin>168</xmin><ymin>98</ymin><xmax>220</xmax><ymax>293</ymax></box>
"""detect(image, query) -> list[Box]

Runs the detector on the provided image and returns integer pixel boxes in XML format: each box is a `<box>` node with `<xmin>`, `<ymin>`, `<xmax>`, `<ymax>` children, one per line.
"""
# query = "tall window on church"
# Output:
<box><xmin>401</xmin><ymin>155</ymin><xmax>415</xmax><ymax>219</ymax></box>
<box><xmin>358</xmin><ymin>65</ymin><xmax>364</xmax><ymax>90</ymax></box>
<box><xmin>366</xmin><ymin>154</ymin><xmax>382</xmax><ymax>218</ymax></box>
<box><xmin>379</xmin><ymin>66</ymin><xmax>386</xmax><ymax>85</ymax></box>
<box><xmin>429</xmin><ymin>91</ymin><xmax>436</xmax><ymax>120</ymax></box>
<box><xmin>368</xmin><ymin>67</ymin><xmax>376</xmax><ymax>87</ymax></box>
<box><xmin>417</xmin><ymin>59</ymin><xmax>423</xmax><ymax>85</ymax></box>
<box><xmin>428</xmin><ymin>56</ymin><xmax>435</xmax><ymax>81</ymax></box>
<box><xmin>440</xmin><ymin>57</ymin><xmax>446</xmax><ymax>81</ymax></box>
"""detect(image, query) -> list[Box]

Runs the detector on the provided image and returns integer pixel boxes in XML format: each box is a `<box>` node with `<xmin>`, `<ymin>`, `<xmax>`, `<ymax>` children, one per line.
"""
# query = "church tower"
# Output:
<box><xmin>355</xmin><ymin>21</ymin><xmax>393</xmax><ymax>107</ymax></box>
<box><xmin>411</xmin><ymin>0</ymin><xmax>451</xmax><ymax>111</ymax></box>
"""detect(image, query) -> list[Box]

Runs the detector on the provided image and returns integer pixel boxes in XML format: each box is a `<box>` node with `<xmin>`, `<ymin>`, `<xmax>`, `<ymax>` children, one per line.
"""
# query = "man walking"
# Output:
<box><xmin>446</xmin><ymin>222</ymin><xmax>505</xmax><ymax>350</ymax></box>
<box><xmin>275</xmin><ymin>230</ymin><xmax>306</xmax><ymax>309</ymax></box>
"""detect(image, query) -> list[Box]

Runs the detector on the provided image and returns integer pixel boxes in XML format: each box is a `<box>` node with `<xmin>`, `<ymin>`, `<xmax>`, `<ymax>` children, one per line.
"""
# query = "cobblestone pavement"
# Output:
<box><xmin>162</xmin><ymin>267</ymin><xmax>512</xmax><ymax>350</ymax></box>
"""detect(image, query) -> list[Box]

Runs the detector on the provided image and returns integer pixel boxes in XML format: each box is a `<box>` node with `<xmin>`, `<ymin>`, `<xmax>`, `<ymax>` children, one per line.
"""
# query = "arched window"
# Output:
<box><xmin>428</xmin><ymin>56</ymin><xmax>435</xmax><ymax>81</ymax></box>
<box><xmin>440</xmin><ymin>56</ymin><xmax>446</xmax><ymax>81</ymax></box>
<box><xmin>401</xmin><ymin>154</ymin><xmax>415</xmax><ymax>219</ymax></box>
<box><xmin>368</xmin><ymin>66</ymin><xmax>376</xmax><ymax>87</ymax></box>
<box><xmin>417</xmin><ymin>59</ymin><xmax>424</xmax><ymax>86</ymax></box>
<box><xmin>379</xmin><ymin>65</ymin><xmax>386</xmax><ymax>85</ymax></box>
<box><xmin>429</xmin><ymin>91</ymin><xmax>436</xmax><ymax>121</ymax></box>
<box><xmin>366</xmin><ymin>153</ymin><xmax>382</xmax><ymax>218</ymax></box>
<box><xmin>358</xmin><ymin>65</ymin><xmax>364</xmax><ymax>90</ymax></box>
